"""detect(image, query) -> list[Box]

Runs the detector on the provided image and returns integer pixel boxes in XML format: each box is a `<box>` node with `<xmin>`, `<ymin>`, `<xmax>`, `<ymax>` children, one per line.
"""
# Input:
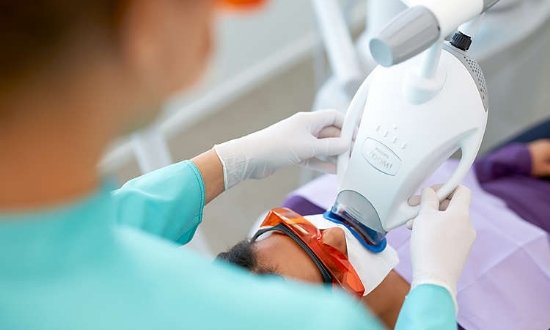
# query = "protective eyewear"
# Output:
<box><xmin>252</xmin><ymin>208</ymin><xmax>365</xmax><ymax>297</ymax></box>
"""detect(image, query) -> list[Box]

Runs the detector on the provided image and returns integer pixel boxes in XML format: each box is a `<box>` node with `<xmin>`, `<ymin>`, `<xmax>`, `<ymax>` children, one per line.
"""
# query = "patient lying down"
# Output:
<box><xmin>217</xmin><ymin>209</ymin><xmax>410</xmax><ymax>329</ymax></box>
<box><xmin>218</xmin><ymin>135</ymin><xmax>550</xmax><ymax>330</ymax></box>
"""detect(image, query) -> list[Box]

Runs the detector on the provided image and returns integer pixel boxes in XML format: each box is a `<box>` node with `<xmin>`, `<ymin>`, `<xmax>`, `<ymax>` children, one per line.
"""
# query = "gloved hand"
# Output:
<box><xmin>409</xmin><ymin>185</ymin><xmax>476</xmax><ymax>310</ymax></box>
<box><xmin>214</xmin><ymin>110</ymin><xmax>349</xmax><ymax>189</ymax></box>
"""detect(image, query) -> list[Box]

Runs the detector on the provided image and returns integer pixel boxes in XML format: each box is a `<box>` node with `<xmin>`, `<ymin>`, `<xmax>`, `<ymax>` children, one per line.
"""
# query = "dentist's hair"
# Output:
<box><xmin>0</xmin><ymin>1</ymin><xmax>126</xmax><ymax>88</ymax></box>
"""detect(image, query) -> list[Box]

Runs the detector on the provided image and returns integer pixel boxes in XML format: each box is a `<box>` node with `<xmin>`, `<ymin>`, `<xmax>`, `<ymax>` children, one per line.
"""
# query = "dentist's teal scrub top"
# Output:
<box><xmin>0</xmin><ymin>160</ymin><xmax>456</xmax><ymax>330</ymax></box>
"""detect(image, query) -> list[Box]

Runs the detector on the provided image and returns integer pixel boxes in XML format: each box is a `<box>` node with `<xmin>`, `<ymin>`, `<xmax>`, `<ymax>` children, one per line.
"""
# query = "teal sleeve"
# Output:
<box><xmin>395</xmin><ymin>284</ymin><xmax>457</xmax><ymax>330</ymax></box>
<box><xmin>111</xmin><ymin>160</ymin><xmax>205</xmax><ymax>244</ymax></box>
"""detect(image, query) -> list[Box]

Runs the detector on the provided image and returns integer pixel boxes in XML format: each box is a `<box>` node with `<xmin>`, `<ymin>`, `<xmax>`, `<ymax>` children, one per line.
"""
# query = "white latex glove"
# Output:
<box><xmin>409</xmin><ymin>185</ymin><xmax>476</xmax><ymax>310</ymax></box>
<box><xmin>214</xmin><ymin>110</ymin><xmax>349</xmax><ymax>189</ymax></box>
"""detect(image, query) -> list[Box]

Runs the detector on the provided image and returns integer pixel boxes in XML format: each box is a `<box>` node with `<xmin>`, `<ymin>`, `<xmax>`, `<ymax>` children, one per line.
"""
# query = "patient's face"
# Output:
<box><xmin>253</xmin><ymin>227</ymin><xmax>347</xmax><ymax>284</ymax></box>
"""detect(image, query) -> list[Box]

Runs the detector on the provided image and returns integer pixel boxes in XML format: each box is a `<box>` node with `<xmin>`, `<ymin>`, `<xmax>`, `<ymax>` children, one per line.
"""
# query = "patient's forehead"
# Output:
<box><xmin>254</xmin><ymin>233</ymin><xmax>325</xmax><ymax>284</ymax></box>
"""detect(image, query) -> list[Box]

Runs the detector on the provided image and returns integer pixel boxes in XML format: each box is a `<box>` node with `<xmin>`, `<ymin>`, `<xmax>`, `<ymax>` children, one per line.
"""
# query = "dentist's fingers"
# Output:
<box><xmin>409</xmin><ymin>194</ymin><xmax>451</xmax><ymax>211</ymax></box>
<box><xmin>406</xmin><ymin>192</ymin><xmax>452</xmax><ymax>227</ymax></box>
<box><xmin>408</xmin><ymin>194</ymin><xmax>421</xmax><ymax>207</ymax></box>
<box><xmin>300</xmin><ymin>158</ymin><xmax>338</xmax><ymax>174</ymax></box>
<box><xmin>439</xmin><ymin>199</ymin><xmax>451</xmax><ymax>211</ymax></box>
<box><xmin>309</xmin><ymin>110</ymin><xmax>345</xmax><ymax>132</ymax></box>
<box><xmin>408</xmin><ymin>184</ymin><xmax>445</xmax><ymax>207</ymax></box>
<box><xmin>318</xmin><ymin>126</ymin><xmax>342</xmax><ymax>139</ymax></box>
<box><xmin>446</xmin><ymin>185</ymin><xmax>472</xmax><ymax>211</ymax></box>
<box><xmin>420</xmin><ymin>187</ymin><xmax>439</xmax><ymax>211</ymax></box>
<box><xmin>313</xmin><ymin>136</ymin><xmax>351</xmax><ymax>157</ymax></box>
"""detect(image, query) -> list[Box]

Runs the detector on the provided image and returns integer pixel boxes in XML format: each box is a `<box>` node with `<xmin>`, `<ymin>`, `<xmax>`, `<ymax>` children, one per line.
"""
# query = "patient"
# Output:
<box><xmin>218</xmin><ymin>210</ymin><xmax>411</xmax><ymax>329</ymax></box>
<box><xmin>218</xmin><ymin>120</ymin><xmax>550</xmax><ymax>330</ymax></box>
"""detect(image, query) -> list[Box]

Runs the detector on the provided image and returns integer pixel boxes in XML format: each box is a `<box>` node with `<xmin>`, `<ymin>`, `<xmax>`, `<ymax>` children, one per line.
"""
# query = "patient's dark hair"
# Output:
<box><xmin>217</xmin><ymin>240</ymin><xmax>275</xmax><ymax>275</ymax></box>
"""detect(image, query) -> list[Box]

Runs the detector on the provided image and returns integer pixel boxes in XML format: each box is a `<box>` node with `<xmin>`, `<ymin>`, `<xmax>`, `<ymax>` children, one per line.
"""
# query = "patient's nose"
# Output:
<box><xmin>322</xmin><ymin>227</ymin><xmax>347</xmax><ymax>256</ymax></box>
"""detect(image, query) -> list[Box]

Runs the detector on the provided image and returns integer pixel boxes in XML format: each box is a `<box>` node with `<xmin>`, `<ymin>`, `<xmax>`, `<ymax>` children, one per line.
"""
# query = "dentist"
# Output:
<box><xmin>0</xmin><ymin>1</ymin><xmax>474</xmax><ymax>329</ymax></box>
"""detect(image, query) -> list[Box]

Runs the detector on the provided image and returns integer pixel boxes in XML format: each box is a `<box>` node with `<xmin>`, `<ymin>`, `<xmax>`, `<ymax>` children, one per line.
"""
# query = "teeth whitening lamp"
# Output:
<box><xmin>331</xmin><ymin>0</ymin><xmax>499</xmax><ymax>248</ymax></box>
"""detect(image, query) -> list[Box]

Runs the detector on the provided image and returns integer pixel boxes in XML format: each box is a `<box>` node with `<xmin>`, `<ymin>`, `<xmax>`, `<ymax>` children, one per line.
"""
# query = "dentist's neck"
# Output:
<box><xmin>0</xmin><ymin>62</ymin><xmax>127</xmax><ymax>209</ymax></box>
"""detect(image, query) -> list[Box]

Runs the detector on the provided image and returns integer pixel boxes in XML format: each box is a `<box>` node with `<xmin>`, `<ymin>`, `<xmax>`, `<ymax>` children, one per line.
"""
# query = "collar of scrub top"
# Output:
<box><xmin>323</xmin><ymin>211</ymin><xmax>387</xmax><ymax>253</ymax></box>
<box><xmin>251</xmin><ymin>224</ymin><xmax>333</xmax><ymax>285</ymax></box>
